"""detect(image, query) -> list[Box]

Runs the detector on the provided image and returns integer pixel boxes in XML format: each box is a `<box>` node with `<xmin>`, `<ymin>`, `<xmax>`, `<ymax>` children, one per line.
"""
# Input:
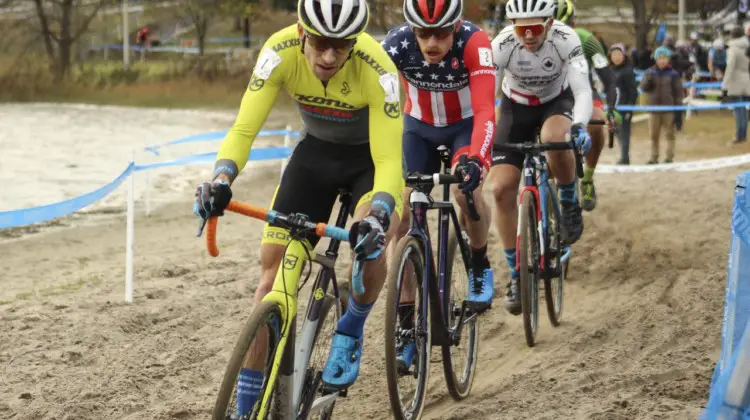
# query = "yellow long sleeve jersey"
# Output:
<box><xmin>215</xmin><ymin>25</ymin><xmax>405</xmax><ymax>216</ymax></box>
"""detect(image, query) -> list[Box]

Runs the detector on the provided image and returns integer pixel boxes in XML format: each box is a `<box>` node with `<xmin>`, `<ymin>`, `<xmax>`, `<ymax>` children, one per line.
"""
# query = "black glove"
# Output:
<box><xmin>606</xmin><ymin>109</ymin><xmax>618</xmax><ymax>131</ymax></box>
<box><xmin>193</xmin><ymin>179</ymin><xmax>232</xmax><ymax>219</ymax></box>
<box><xmin>455</xmin><ymin>156</ymin><xmax>484</xmax><ymax>193</ymax></box>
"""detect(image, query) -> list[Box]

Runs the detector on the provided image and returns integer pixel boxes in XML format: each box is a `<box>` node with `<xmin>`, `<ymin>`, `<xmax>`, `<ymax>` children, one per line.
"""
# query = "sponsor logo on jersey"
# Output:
<box><xmin>552</xmin><ymin>29</ymin><xmax>569</xmax><ymax>40</ymax></box>
<box><xmin>354</xmin><ymin>50</ymin><xmax>388</xmax><ymax>76</ymax></box>
<box><xmin>272</xmin><ymin>38</ymin><xmax>300</xmax><ymax>52</ymax></box>
<box><xmin>451</xmin><ymin>57</ymin><xmax>459</xmax><ymax>69</ymax></box>
<box><xmin>341</xmin><ymin>81</ymin><xmax>351</xmax><ymax>96</ymax></box>
<box><xmin>248</xmin><ymin>75</ymin><xmax>265</xmax><ymax>91</ymax></box>
<box><xmin>498</xmin><ymin>33</ymin><xmax>515</xmax><ymax>50</ymax></box>
<box><xmin>542</xmin><ymin>57</ymin><xmax>557</xmax><ymax>72</ymax></box>
<box><xmin>384</xmin><ymin>102</ymin><xmax>400</xmax><ymax>119</ymax></box>
<box><xmin>294</xmin><ymin>94</ymin><xmax>356</xmax><ymax>109</ymax></box>
<box><xmin>470</xmin><ymin>69</ymin><xmax>496</xmax><ymax>77</ymax></box>
<box><xmin>569</xmin><ymin>46</ymin><xmax>583</xmax><ymax>59</ymax></box>
<box><xmin>480</xmin><ymin>121</ymin><xmax>494</xmax><ymax>159</ymax></box>
<box><xmin>299</xmin><ymin>103</ymin><xmax>356</xmax><ymax>120</ymax></box>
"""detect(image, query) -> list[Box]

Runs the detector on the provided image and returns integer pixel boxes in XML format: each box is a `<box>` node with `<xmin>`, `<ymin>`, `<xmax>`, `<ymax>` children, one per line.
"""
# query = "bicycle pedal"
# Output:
<box><xmin>320</xmin><ymin>384</ymin><xmax>348</xmax><ymax>398</ymax></box>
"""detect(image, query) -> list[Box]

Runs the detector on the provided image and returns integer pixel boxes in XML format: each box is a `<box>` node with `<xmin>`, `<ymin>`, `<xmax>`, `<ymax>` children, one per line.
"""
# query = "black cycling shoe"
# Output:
<box><xmin>580</xmin><ymin>180</ymin><xmax>597</xmax><ymax>212</ymax></box>
<box><xmin>560</xmin><ymin>200</ymin><xmax>584</xmax><ymax>244</ymax></box>
<box><xmin>503</xmin><ymin>277</ymin><xmax>521</xmax><ymax>316</ymax></box>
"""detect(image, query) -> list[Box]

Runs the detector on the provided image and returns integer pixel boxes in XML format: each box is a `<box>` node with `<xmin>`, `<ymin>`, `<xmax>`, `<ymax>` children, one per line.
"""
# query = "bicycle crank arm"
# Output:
<box><xmin>309</xmin><ymin>392</ymin><xmax>339</xmax><ymax>415</ymax></box>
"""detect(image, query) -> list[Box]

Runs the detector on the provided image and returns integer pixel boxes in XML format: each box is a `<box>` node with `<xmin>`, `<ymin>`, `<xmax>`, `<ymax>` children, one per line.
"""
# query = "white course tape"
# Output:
<box><xmin>598</xmin><ymin>153</ymin><xmax>750</xmax><ymax>174</ymax></box>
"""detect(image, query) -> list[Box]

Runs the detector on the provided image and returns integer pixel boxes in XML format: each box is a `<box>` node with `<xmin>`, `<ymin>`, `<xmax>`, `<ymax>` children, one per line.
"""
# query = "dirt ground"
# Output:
<box><xmin>1</xmin><ymin>108</ymin><xmax>748</xmax><ymax>419</ymax></box>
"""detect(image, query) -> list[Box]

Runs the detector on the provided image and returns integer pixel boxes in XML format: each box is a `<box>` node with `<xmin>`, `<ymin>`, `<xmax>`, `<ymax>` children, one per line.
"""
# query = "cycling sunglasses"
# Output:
<box><xmin>513</xmin><ymin>19</ymin><xmax>550</xmax><ymax>38</ymax></box>
<box><xmin>414</xmin><ymin>26</ymin><xmax>455</xmax><ymax>40</ymax></box>
<box><xmin>305</xmin><ymin>33</ymin><xmax>356</xmax><ymax>54</ymax></box>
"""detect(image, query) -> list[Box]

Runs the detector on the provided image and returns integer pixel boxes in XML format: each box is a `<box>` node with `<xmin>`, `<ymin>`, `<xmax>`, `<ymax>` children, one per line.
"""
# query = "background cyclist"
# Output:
<box><xmin>554</xmin><ymin>0</ymin><xmax>619</xmax><ymax>212</ymax></box>
<box><xmin>490</xmin><ymin>0</ymin><xmax>593</xmax><ymax>315</ymax></box>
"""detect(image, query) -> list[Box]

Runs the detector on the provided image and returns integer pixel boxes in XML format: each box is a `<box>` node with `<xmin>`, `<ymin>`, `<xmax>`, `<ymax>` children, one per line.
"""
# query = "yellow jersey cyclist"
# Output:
<box><xmin>490</xmin><ymin>0</ymin><xmax>593</xmax><ymax>314</ymax></box>
<box><xmin>382</xmin><ymin>0</ymin><xmax>497</xmax><ymax>370</ymax></box>
<box><xmin>554</xmin><ymin>0</ymin><xmax>620</xmax><ymax>211</ymax></box>
<box><xmin>192</xmin><ymin>0</ymin><xmax>404</xmax><ymax>410</ymax></box>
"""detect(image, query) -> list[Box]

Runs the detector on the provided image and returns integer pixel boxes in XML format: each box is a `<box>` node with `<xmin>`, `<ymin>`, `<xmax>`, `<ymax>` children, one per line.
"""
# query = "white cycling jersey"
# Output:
<box><xmin>491</xmin><ymin>21</ymin><xmax>592</xmax><ymax>125</ymax></box>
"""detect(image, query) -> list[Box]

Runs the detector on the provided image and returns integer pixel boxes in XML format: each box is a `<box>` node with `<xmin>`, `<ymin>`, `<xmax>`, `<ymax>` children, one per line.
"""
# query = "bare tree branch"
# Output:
<box><xmin>614</xmin><ymin>0</ymin><xmax>637</xmax><ymax>36</ymax></box>
<box><xmin>71</xmin><ymin>0</ymin><xmax>109</xmax><ymax>42</ymax></box>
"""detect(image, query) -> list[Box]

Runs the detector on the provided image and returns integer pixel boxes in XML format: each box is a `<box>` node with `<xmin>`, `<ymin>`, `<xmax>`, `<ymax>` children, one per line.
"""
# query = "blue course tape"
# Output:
<box><xmin>0</xmin><ymin>147</ymin><xmax>294</xmax><ymax>229</ymax></box>
<box><xmin>0</xmin><ymin>163</ymin><xmax>135</xmax><ymax>229</ymax></box>
<box><xmin>145</xmin><ymin>130</ymin><xmax>300</xmax><ymax>155</ymax></box>
<box><xmin>617</xmin><ymin>101</ymin><xmax>750</xmax><ymax>112</ymax></box>
<box><xmin>494</xmin><ymin>98</ymin><xmax>749</xmax><ymax>112</ymax></box>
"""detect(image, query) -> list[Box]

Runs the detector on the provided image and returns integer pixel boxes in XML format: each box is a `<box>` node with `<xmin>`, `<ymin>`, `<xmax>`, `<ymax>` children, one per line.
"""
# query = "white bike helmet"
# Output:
<box><xmin>404</xmin><ymin>0</ymin><xmax>462</xmax><ymax>28</ymax></box>
<box><xmin>298</xmin><ymin>0</ymin><xmax>369</xmax><ymax>39</ymax></box>
<box><xmin>506</xmin><ymin>0</ymin><xmax>556</xmax><ymax>20</ymax></box>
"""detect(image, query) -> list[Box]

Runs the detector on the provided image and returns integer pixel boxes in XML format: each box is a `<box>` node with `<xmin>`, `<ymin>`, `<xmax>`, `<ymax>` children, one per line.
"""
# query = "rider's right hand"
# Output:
<box><xmin>193</xmin><ymin>179</ymin><xmax>232</xmax><ymax>219</ymax></box>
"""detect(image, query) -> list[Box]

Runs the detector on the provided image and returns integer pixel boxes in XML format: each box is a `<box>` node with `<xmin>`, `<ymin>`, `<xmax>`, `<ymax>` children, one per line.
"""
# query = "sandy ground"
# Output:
<box><xmin>1</xmin><ymin>104</ymin><xmax>748</xmax><ymax>419</ymax></box>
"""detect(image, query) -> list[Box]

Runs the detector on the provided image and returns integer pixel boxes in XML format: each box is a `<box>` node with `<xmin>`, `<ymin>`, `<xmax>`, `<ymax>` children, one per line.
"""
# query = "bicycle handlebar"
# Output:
<box><xmin>405</xmin><ymin>165</ymin><xmax>481</xmax><ymax>221</ymax></box>
<box><xmin>202</xmin><ymin>201</ymin><xmax>350</xmax><ymax>257</ymax></box>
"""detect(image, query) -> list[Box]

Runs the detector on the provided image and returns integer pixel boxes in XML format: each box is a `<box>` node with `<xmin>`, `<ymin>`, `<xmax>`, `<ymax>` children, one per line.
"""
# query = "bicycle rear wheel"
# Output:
<box><xmin>385</xmin><ymin>236</ymin><xmax>431</xmax><ymax>420</ymax></box>
<box><xmin>519</xmin><ymin>190</ymin><xmax>540</xmax><ymax>348</ymax></box>
<box><xmin>441</xmin><ymin>228</ymin><xmax>479</xmax><ymax>401</ymax></box>
<box><xmin>543</xmin><ymin>183</ymin><xmax>565</xmax><ymax>327</ymax></box>
<box><xmin>213</xmin><ymin>300</ymin><xmax>286</xmax><ymax>420</ymax></box>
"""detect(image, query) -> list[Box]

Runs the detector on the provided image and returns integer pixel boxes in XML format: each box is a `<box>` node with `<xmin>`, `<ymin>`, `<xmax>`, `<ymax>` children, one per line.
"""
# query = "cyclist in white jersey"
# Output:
<box><xmin>489</xmin><ymin>0</ymin><xmax>592</xmax><ymax>315</ymax></box>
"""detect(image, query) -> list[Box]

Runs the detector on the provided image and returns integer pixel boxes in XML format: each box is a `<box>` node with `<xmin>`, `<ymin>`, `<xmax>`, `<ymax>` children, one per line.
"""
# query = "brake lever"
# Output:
<box><xmin>196</xmin><ymin>218</ymin><xmax>208</xmax><ymax>237</ymax></box>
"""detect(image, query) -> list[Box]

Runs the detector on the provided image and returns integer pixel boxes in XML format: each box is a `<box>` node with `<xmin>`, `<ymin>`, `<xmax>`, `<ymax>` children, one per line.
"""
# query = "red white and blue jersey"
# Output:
<box><xmin>381</xmin><ymin>21</ymin><xmax>497</xmax><ymax>167</ymax></box>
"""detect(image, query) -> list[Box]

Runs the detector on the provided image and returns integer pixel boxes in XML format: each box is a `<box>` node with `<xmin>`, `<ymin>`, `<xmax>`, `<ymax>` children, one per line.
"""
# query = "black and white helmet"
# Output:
<box><xmin>298</xmin><ymin>0</ymin><xmax>369</xmax><ymax>39</ymax></box>
<box><xmin>505</xmin><ymin>0</ymin><xmax>556</xmax><ymax>20</ymax></box>
<box><xmin>404</xmin><ymin>0</ymin><xmax>462</xmax><ymax>29</ymax></box>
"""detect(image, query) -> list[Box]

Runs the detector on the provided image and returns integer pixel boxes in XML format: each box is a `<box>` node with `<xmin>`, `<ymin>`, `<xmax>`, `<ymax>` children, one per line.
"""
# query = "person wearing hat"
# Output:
<box><xmin>639</xmin><ymin>46</ymin><xmax>684</xmax><ymax>164</ymax></box>
<box><xmin>609</xmin><ymin>43</ymin><xmax>638</xmax><ymax>164</ymax></box>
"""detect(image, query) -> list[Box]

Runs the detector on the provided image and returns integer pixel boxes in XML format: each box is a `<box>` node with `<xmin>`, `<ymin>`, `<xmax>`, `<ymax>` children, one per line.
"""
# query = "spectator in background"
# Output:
<box><xmin>689</xmin><ymin>31</ymin><xmax>710</xmax><ymax>77</ymax></box>
<box><xmin>665</xmin><ymin>36</ymin><xmax>690</xmax><ymax>132</ymax></box>
<box><xmin>722</xmin><ymin>25</ymin><xmax>750</xmax><ymax>145</ymax></box>
<box><xmin>609</xmin><ymin>44</ymin><xmax>639</xmax><ymax>165</ymax></box>
<box><xmin>708</xmin><ymin>38</ymin><xmax>727</xmax><ymax>81</ymax></box>
<box><xmin>639</xmin><ymin>47</ymin><xmax>684</xmax><ymax>164</ymax></box>
<box><xmin>136</xmin><ymin>26</ymin><xmax>150</xmax><ymax>48</ymax></box>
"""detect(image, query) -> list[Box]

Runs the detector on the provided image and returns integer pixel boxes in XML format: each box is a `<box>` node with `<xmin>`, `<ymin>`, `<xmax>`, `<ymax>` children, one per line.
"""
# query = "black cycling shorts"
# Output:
<box><xmin>492</xmin><ymin>88</ymin><xmax>574</xmax><ymax>169</ymax></box>
<box><xmin>263</xmin><ymin>134</ymin><xmax>375</xmax><ymax>248</ymax></box>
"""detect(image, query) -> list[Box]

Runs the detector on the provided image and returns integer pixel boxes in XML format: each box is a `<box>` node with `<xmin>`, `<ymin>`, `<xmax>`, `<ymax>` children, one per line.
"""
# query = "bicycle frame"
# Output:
<box><xmin>254</xmin><ymin>193</ymin><xmax>352</xmax><ymax>419</ymax></box>
<box><xmin>516</xmin><ymin>153</ymin><xmax>571</xmax><ymax>277</ymax></box>
<box><xmin>406</xmin><ymin>167</ymin><xmax>474</xmax><ymax>348</ymax></box>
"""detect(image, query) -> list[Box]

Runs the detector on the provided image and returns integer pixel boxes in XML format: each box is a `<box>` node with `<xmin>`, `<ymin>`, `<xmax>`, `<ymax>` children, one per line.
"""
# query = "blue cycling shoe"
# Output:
<box><xmin>396</xmin><ymin>337</ymin><xmax>416</xmax><ymax>375</ymax></box>
<box><xmin>466</xmin><ymin>266</ymin><xmax>494</xmax><ymax>311</ymax></box>
<box><xmin>321</xmin><ymin>332</ymin><xmax>363</xmax><ymax>390</ymax></box>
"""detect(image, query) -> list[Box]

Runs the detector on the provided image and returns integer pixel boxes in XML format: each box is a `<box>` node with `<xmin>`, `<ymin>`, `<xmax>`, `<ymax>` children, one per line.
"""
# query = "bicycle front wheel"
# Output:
<box><xmin>543</xmin><ymin>183</ymin><xmax>564</xmax><ymax>327</ymax></box>
<box><xmin>213</xmin><ymin>300</ymin><xmax>286</xmax><ymax>420</ymax></box>
<box><xmin>519</xmin><ymin>190</ymin><xmax>540</xmax><ymax>348</ymax></box>
<box><xmin>385</xmin><ymin>236</ymin><xmax>431</xmax><ymax>420</ymax></box>
<box><xmin>300</xmin><ymin>282</ymin><xmax>350</xmax><ymax>420</ymax></box>
<box><xmin>441</xmin><ymin>228</ymin><xmax>479</xmax><ymax>401</ymax></box>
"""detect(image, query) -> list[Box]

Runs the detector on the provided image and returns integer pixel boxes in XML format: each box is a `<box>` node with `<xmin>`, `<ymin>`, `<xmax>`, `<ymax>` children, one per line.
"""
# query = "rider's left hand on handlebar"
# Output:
<box><xmin>570</xmin><ymin>123</ymin><xmax>592</xmax><ymax>156</ymax></box>
<box><xmin>350</xmin><ymin>216</ymin><xmax>386</xmax><ymax>261</ymax></box>
<box><xmin>193</xmin><ymin>179</ymin><xmax>232</xmax><ymax>219</ymax></box>
<box><xmin>455</xmin><ymin>156</ymin><xmax>484</xmax><ymax>194</ymax></box>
